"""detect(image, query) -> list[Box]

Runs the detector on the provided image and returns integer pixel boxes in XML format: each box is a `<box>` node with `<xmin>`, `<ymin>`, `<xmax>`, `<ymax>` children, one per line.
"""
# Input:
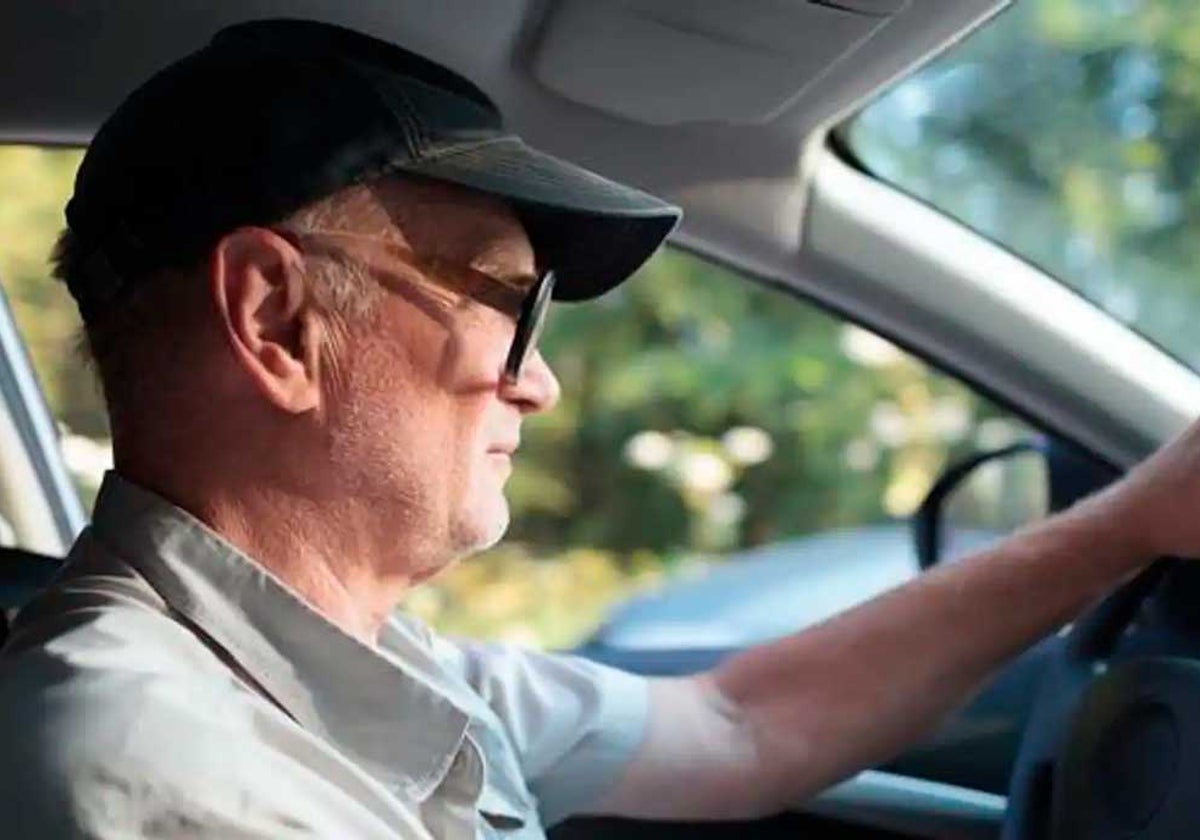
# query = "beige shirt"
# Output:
<box><xmin>0</xmin><ymin>474</ymin><xmax>648</xmax><ymax>838</ymax></box>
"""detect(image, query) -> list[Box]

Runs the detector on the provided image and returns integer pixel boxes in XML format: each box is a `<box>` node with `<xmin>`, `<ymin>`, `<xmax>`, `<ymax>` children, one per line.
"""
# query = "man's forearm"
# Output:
<box><xmin>709</xmin><ymin>490</ymin><xmax>1151</xmax><ymax>813</ymax></box>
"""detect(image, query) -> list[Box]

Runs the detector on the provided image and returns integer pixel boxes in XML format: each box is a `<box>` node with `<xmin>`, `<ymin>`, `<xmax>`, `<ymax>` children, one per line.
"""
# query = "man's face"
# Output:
<box><xmin>319</xmin><ymin>180</ymin><xmax>560</xmax><ymax>576</ymax></box>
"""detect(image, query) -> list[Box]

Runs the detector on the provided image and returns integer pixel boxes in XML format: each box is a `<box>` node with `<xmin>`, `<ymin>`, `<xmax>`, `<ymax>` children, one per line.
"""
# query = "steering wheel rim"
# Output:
<box><xmin>1002</xmin><ymin>558</ymin><xmax>1178</xmax><ymax>839</ymax></box>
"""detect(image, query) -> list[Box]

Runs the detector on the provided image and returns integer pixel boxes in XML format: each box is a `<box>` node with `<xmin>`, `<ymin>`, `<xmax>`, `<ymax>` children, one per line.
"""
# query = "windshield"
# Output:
<box><xmin>844</xmin><ymin>1</ymin><xmax>1200</xmax><ymax>371</ymax></box>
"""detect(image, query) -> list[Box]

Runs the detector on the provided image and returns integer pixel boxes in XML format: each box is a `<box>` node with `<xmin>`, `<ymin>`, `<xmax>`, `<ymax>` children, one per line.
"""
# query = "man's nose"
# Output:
<box><xmin>501</xmin><ymin>349</ymin><xmax>561</xmax><ymax>414</ymax></box>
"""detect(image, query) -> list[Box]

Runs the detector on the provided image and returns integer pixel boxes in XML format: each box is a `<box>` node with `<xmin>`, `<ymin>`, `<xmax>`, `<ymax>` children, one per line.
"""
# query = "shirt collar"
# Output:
<box><xmin>88</xmin><ymin>471</ymin><xmax>470</xmax><ymax>803</ymax></box>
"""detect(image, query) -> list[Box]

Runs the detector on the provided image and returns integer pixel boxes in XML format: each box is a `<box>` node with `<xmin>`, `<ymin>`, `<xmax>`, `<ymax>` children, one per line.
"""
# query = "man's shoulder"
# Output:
<box><xmin>0</xmin><ymin>559</ymin><xmax>292</xmax><ymax>834</ymax></box>
<box><xmin>0</xmin><ymin>551</ymin><xmax>262</xmax><ymax>756</ymax></box>
<box><xmin>2</xmin><ymin>549</ymin><xmax>231</xmax><ymax>684</ymax></box>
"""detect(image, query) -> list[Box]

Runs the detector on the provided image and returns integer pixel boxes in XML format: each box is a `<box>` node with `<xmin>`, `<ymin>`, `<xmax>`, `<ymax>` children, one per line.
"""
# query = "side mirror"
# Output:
<box><xmin>914</xmin><ymin>440</ymin><xmax>1050</xmax><ymax>570</ymax></box>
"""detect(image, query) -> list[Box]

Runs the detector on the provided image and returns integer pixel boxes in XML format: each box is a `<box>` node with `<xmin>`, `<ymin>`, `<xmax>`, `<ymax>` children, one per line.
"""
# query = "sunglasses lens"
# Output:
<box><xmin>505</xmin><ymin>271</ymin><xmax>555</xmax><ymax>382</ymax></box>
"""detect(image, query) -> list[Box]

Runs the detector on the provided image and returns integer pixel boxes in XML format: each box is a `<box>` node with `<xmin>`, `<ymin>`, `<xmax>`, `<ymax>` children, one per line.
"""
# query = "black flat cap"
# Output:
<box><xmin>64</xmin><ymin>18</ymin><xmax>681</xmax><ymax>317</ymax></box>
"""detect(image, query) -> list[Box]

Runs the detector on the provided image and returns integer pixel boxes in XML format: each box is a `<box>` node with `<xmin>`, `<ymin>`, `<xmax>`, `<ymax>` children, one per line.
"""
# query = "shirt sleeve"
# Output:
<box><xmin>437</xmin><ymin>638</ymin><xmax>650</xmax><ymax>827</ymax></box>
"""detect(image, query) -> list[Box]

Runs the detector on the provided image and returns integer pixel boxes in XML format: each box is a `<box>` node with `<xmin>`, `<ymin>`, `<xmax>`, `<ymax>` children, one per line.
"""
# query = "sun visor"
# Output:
<box><xmin>531</xmin><ymin>0</ymin><xmax>904</xmax><ymax>126</ymax></box>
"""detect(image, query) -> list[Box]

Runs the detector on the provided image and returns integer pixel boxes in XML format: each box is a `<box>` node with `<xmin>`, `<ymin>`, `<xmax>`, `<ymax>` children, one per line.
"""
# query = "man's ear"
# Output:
<box><xmin>208</xmin><ymin>227</ymin><xmax>323</xmax><ymax>414</ymax></box>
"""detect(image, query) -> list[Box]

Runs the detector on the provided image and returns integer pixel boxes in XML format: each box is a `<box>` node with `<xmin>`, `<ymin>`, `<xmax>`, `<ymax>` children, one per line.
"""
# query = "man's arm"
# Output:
<box><xmin>594</xmin><ymin>423</ymin><xmax>1200</xmax><ymax>821</ymax></box>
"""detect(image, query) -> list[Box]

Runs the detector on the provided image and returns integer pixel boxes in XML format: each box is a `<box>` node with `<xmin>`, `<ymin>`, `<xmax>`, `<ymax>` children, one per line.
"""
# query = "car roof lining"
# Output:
<box><xmin>0</xmin><ymin>0</ymin><xmax>1009</xmax><ymax>278</ymax></box>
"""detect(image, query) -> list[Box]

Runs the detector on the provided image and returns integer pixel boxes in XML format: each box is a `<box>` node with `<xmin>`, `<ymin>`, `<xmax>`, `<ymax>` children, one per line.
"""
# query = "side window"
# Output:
<box><xmin>0</xmin><ymin>146</ymin><xmax>108</xmax><ymax>514</ymax></box>
<box><xmin>406</xmin><ymin>248</ymin><xmax>1038</xmax><ymax>649</ymax></box>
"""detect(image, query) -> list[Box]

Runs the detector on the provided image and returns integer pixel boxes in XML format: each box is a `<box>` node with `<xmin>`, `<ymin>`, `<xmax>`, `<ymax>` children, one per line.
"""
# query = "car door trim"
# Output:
<box><xmin>0</xmin><ymin>288</ymin><xmax>85</xmax><ymax>549</ymax></box>
<box><xmin>803</xmin><ymin>768</ymin><xmax>1004</xmax><ymax>838</ymax></box>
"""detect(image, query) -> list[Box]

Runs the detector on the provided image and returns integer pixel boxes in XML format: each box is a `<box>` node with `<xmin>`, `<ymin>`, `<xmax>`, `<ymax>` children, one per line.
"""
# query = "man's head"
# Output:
<box><xmin>57</xmin><ymin>172</ymin><xmax>563</xmax><ymax>572</ymax></box>
<box><xmin>55</xmin><ymin>19</ymin><xmax>678</xmax><ymax>577</ymax></box>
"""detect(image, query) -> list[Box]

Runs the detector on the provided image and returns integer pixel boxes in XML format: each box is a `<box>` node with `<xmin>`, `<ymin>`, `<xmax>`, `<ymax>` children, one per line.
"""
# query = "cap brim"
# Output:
<box><xmin>400</xmin><ymin>137</ymin><xmax>681</xmax><ymax>301</ymax></box>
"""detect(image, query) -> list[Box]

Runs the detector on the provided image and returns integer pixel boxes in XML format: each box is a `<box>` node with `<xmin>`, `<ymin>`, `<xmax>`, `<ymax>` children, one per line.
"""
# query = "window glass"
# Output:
<box><xmin>0</xmin><ymin>146</ymin><xmax>108</xmax><ymax>509</ymax></box>
<box><xmin>843</xmin><ymin>1</ymin><xmax>1200</xmax><ymax>370</ymax></box>
<box><xmin>1</xmin><ymin>145</ymin><xmax>1035</xmax><ymax>653</ymax></box>
<box><xmin>407</xmin><ymin>253</ymin><xmax>1036</xmax><ymax>650</ymax></box>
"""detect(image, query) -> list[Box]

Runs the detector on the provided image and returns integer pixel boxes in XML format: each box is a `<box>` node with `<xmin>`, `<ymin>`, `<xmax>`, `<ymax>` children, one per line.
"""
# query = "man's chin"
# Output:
<box><xmin>477</xmin><ymin>508</ymin><xmax>511</xmax><ymax>551</ymax></box>
<box><xmin>454</xmin><ymin>500</ymin><xmax>510</xmax><ymax>556</ymax></box>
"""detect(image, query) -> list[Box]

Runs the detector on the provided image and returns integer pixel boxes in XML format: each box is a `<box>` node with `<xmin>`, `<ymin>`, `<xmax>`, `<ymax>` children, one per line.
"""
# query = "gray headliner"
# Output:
<box><xmin>1</xmin><ymin>0</ymin><xmax>1007</xmax><ymax>273</ymax></box>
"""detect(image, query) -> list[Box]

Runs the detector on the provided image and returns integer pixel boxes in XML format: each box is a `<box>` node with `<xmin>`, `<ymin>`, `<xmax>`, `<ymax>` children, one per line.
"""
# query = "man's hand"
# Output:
<box><xmin>1096</xmin><ymin>417</ymin><xmax>1200</xmax><ymax>559</ymax></box>
<box><xmin>595</xmin><ymin>418</ymin><xmax>1200</xmax><ymax>821</ymax></box>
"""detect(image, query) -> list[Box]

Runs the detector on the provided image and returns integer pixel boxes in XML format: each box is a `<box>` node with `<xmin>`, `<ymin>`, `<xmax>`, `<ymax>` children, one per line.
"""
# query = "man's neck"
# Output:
<box><xmin>122</xmin><ymin>466</ymin><xmax>421</xmax><ymax>645</ymax></box>
<box><xmin>207</xmin><ymin>490</ymin><xmax>421</xmax><ymax>645</ymax></box>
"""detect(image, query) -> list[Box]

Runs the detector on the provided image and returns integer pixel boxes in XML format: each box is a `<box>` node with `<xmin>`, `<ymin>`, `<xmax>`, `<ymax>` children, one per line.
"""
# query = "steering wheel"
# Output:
<box><xmin>1003</xmin><ymin>557</ymin><xmax>1200</xmax><ymax>838</ymax></box>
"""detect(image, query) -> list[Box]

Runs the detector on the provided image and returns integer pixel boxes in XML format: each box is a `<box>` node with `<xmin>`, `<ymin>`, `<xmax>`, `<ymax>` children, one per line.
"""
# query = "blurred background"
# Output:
<box><xmin>3</xmin><ymin>0</ymin><xmax>1194</xmax><ymax>649</ymax></box>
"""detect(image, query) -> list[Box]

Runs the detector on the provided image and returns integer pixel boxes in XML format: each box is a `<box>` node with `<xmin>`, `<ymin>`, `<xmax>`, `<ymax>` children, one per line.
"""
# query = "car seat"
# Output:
<box><xmin>0</xmin><ymin>548</ymin><xmax>60</xmax><ymax>647</ymax></box>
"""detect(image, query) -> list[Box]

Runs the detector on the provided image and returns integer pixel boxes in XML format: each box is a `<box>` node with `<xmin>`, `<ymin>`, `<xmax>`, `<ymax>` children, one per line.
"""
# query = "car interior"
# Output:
<box><xmin>5</xmin><ymin>1</ymin><xmax>1200</xmax><ymax>838</ymax></box>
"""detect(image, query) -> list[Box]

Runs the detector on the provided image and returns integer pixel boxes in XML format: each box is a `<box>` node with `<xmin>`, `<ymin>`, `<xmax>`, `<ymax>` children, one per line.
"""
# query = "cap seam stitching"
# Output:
<box><xmin>333</xmin><ymin>56</ymin><xmax>423</xmax><ymax>161</ymax></box>
<box><xmin>397</xmin><ymin>88</ymin><xmax>432</xmax><ymax>156</ymax></box>
<box><xmin>388</xmin><ymin>87</ymin><xmax>428</xmax><ymax>159</ymax></box>
<box><xmin>401</xmin><ymin>134</ymin><xmax>518</xmax><ymax>164</ymax></box>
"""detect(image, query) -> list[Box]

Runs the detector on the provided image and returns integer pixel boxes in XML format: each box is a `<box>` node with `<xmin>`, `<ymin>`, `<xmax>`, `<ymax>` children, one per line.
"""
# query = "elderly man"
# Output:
<box><xmin>1</xmin><ymin>17</ymin><xmax>1198</xmax><ymax>840</ymax></box>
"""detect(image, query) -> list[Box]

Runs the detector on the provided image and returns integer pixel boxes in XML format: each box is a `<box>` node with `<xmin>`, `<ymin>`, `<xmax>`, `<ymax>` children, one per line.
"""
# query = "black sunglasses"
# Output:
<box><xmin>279</xmin><ymin>229</ymin><xmax>555</xmax><ymax>384</ymax></box>
<box><xmin>503</xmin><ymin>269</ymin><xmax>555</xmax><ymax>384</ymax></box>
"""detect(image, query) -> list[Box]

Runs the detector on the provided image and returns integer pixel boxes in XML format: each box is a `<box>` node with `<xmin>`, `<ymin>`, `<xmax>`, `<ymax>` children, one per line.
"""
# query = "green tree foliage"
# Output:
<box><xmin>0</xmin><ymin>147</ymin><xmax>104</xmax><ymax>437</ymax></box>
<box><xmin>508</xmin><ymin>251</ymin><xmax>1005</xmax><ymax>558</ymax></box>
<box><xmin>847</xmin><ymin>0</ymin><xmax>1200</xmax><ymax>369</ymax></box>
